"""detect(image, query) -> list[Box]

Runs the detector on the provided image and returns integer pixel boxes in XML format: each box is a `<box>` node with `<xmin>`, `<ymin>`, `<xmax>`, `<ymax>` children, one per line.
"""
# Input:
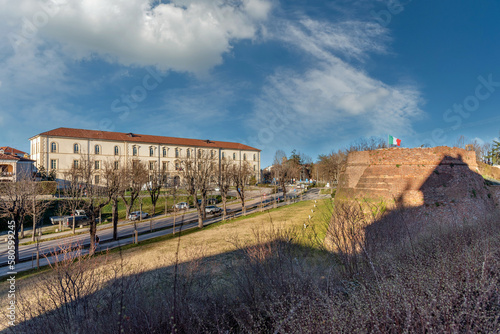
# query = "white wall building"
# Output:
<box><xmin>0</xmin><ymin>147</ymin><xmax>35</xmax><ymax>182</ymax></box>
<box><xmin>29</xmin><ymin>128</ymin><xmax>261</xmax><ymax>185</ymax></box>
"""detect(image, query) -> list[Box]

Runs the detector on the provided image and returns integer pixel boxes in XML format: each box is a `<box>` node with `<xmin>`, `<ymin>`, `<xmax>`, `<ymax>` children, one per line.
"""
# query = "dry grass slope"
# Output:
<box><xmin>2</xmin><ymin>198</ymin><xmax>500</xmax><ymax>333</ymax></box>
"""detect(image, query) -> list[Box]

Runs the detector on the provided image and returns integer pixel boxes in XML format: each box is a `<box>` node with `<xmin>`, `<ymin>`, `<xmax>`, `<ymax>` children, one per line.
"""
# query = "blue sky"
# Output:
<box><xmin>1</xmin><ymin>0</ymin><xmax>499</xmax><ymax>167</ymax></box>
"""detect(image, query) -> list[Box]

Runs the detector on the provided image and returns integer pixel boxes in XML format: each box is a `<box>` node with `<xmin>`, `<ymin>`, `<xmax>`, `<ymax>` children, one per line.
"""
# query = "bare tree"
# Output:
<box><xmin>317</xmin><ymin>150</ymin><xmax>347</xmax><ymax>191</ymax></box>
<box><xmin>0</xmin><ymin>171</ymin><xmax>47</xmax><ymax>263</ymax></box>
<box><xmin>273</xmin><ymin>150</ymin><xmax>292</xmax><ymax>203</ymax></box>
<box><xmin>62</xmin><ymin>165</ymin><xmax>85</xmax><ymax>235</ymax></box>
<box><xmin>120</xmin><ymin>161</ymin><xmax>148</xmax><ymax>220</ymax></box>
<box><xmin>218</xmin><ymin>156</ymin><xmax>233</xmax><ymax>220</ymax></box>
<box><xmin>147</xmin><ymin>162</ymin><xmax>166</xmax><ymax>218</ymax></box>
<box><xmin>103</xmin><ymin>160</ymin><xmax>122</xmax><ymax>241</ymax></box>
<box><xmin>181</xmin><ymin>149</ymin><xmax>216</xmax><ymax>228</ymax></box>
<box><xmin>75</xmin><ymin>158</ymin><xmax>114</xmax><ymax>255</ymax></box>
<box><xmin>347</xmin><ymin>136</ymin><xmax>387</xmax><ymax>152</ymax></box>
<box><xmin>231</xmin><ymin>160</ymin><xmax>253</xmax><ymax>216</ymax></box>
<box><xmin>29</xmin><ymin>181</ymin><xmax>51</xmax><ymax>242</ymax></box>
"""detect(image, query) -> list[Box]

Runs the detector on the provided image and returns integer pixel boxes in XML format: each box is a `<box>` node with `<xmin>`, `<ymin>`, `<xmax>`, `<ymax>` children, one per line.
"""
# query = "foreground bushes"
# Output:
<box><xmin>8</xmin><ymin>204</ymin><xmax>500</xmax><ymax>333</ymax></box>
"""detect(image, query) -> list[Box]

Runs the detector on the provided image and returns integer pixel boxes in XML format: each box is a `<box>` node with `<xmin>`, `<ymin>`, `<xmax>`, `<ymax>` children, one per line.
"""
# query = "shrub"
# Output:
<box><xmin>38</xmin><ymin>181</ymin><xmax>57</xmax><ymax>195</ymax></box>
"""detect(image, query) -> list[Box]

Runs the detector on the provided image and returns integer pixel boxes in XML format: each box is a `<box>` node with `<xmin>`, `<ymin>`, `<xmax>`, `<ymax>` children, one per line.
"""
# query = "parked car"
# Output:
<box><xmin>197</xmin><ymin>198</ymin><xmax>219</xmax><ymax>206</ymax></box>
<box><xmin>173</xmin><ymin>202</ymin><xmax>189</xmax><ymax>210</ymax></box>
<box><xmin>128</xmin><ymin>211</ymin><xmax>149</xmax><ymax>221</ymax></box>
<box><xmin>63</xmin><ymin>215</ymin><xmax>91</xmax><ymax>227</ymax></box>
<box><xmin>51</xmin><ymin>210</ymin><xmax>88</xmax><ymax>225</ymax></box>
<box><xmin>205</xmin><ymin>205</ymin><xmax>222</xmax><ymax>214</ymax></box>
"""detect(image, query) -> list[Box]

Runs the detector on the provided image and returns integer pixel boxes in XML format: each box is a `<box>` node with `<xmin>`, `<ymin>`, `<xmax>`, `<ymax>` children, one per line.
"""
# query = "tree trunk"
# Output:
<box><xmin>113</xmin><ymin>198</ymin><xmax>119</xmax><ymax>240</ymax></box>
<box><xmin>242</xmin><ymin>196</ymin><xmax>246</xmax><ymax>216</ymax></box>
<box><xmin>89</xmin><ymin>221</ymin><xmax>96</xmax><ymax>256</ymax></box>
<box><xmin>201</xmin><ymin>192</ymin><xmax>207</xmax><ymax>219</ymax></box>
<box><xmin>14</xmin><ymin>225</ymin><xmax>20</xmax><ymax>264</ymax></box>
<box><xmin>31</xmin><ymin>215</ymin><xmax>36</xmax><ymax>242</ymax></box>
<box><xmin>140</xmin><ymin>201</ymin><xmax>143</xmax><ymax>221</ymax></box>
<box><xmin>222</xmin><ymin>196</ymin><xmax>227</xmax><ymax>221</ymax></box>
<box><xmin>173</xmin><ymin>209</ymin><xmax>176</xmax><ymax>235</ymax></box>
<box><xmin>198</xmin><ymin>215</ymin><xmax>203</xmax><ymax>228</ymax></box>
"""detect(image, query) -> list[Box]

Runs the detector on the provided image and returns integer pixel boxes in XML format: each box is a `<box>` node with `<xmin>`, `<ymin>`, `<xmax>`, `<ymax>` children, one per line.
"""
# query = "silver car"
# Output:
<box><xmin>128</xmin><ymin>211</ymin><xmax>149</xmax><ymax>221</ymax></box>
<box><xmin>173</xmin><ymin>202</ymin><xmax>189</xmax><ymax>210</ymax></box>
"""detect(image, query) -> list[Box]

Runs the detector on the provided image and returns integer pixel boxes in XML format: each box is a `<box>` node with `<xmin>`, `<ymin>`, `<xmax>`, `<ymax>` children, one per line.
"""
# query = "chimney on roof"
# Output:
<box><xmin>206</xmin><ymin>139</ymin><xmax>211</xmax><ymax>144</ymax></box>
<box><xmin>127</xmin><ymin>133</ymin><xmax>134</xmax><ymax>137</ymax></box>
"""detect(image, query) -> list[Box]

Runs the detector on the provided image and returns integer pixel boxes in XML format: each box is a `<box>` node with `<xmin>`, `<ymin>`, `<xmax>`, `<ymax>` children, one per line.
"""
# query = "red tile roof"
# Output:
<box><xmin>0</xmin><ymin>147</ymin><xmax>27</xmax><ymax>155</ymax></box>
<box><xmin>0</xmin><ymin>153</ymin><xmax>33</xmax><ymax>162</ymax></box>
<box><xmin>33</xmin><ymin>128</ymin><xmax>260</xmax><ymax>151</ymax></box>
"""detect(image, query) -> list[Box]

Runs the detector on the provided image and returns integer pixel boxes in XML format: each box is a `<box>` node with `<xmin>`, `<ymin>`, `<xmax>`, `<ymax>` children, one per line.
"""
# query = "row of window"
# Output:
<box><xmin>49</xmin><ymin>142</ymin><xmax>258</xmax><ymax>161</ymax></box>
<box><xmin>54</xmin><ymin>159</ymin><xmax>258</xmax><ymax>173</ymax></box>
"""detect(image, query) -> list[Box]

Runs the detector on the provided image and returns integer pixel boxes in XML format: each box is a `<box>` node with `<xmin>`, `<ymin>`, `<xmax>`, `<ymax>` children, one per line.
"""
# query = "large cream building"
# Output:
<box><xmin>29</xmin><ymin>128</ymin><xmax>261</xmax><ymax>186</ymax></box>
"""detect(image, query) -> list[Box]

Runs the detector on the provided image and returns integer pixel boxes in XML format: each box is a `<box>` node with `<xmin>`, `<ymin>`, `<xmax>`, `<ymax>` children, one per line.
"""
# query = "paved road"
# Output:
<box><xmin>0</xmin><ymin>187</ymin><xmax>328</xmax><ymax>276</ymax></box>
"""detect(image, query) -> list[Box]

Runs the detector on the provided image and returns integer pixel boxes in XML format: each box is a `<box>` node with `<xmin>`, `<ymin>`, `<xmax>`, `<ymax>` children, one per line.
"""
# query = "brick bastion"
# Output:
<box><xmin>335</xmin><ymin>146</ymin><xmax>495</xmax><ymax>207</ymax></box>
<box><xmin>333</xmin><ymin>147</ymin><xmax>497</xmax><ymax>244</ymax></box>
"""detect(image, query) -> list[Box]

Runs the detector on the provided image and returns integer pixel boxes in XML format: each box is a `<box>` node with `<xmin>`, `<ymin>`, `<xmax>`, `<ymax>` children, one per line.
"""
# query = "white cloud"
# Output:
<box><xmin>2</xmin><ymin>0</ymin><xmax>272</xmax><ymax>73</ymax></box>
<box><xmin>278</xmin><ymin>19</ymin><xmax>389</xmax><ymax>62</ymax></box>
<box><xmin>249</xmin><ymin>18</ymin><xmax>423</xmax><ymax>152</ymax></box>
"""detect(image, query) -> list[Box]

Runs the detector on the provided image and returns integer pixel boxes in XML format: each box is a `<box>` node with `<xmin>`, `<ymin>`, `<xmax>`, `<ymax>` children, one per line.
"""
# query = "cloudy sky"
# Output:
<box><xmin>1</xmin><ymin>0</ymin><xmax>499</xmax><ymax>166</ymax></box>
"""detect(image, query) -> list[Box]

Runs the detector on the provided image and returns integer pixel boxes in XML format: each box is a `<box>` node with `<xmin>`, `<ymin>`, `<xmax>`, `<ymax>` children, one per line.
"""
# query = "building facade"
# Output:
<box><xmin>0</xmin><ymin>147</ymin><xmax>35</xmax><ymax>182</ymax></box>
<box><xmin>29</xmin><ymin>128</ymin><xmax>261</xmax><ymax>185</ymax></box>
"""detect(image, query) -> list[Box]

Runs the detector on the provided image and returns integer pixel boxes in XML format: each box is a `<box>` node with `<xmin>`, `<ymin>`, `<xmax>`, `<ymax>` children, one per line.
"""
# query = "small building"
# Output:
<box><xmin>0</xmin><ymin>147</ymin><xmax>35</xmax><ymax>182</ymax></box>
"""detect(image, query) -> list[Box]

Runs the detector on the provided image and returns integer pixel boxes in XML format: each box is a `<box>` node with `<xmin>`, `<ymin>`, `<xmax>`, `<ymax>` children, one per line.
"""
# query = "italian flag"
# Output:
<box><xmin>389</xmin><ymin>135</ymin><xmax>401</xmax><ymax>146</ymax></box>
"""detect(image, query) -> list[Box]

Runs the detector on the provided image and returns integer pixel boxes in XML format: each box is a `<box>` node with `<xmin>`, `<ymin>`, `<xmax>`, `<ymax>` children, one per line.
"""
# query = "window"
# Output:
<box><xmin>133</xmin><ymin>146</ymin><xmax>138</xmax><ymax>156</ymax></box>
<box><xmin>133</xmin><ymin>160</ymin><xmax>138</xmax><ymax>169</ymax></box>
<box><xmin>254</xmin><ymin>165</ymin><xmax>256</xmax><ymax>171</ymax></box>
<box><xmin>50</xmin><ymin>142</ymin><xmax>57</xmax><ymax>153</ymax></box>
<box><xmin>211</xmin><ymin>150</ymin><xmax>214</xmax><ymax>158</ymax></box>
<box><xmin>163</xmin><ymin>147</ymin><xmax>167</xmax><ymax>157</ymax></box>
<box><xmin>74</xmin><ymin>144</ymin><xmax>79</xmax><ymax>154</ymax></box>
<box><xmin>222</xmin><ymin>152</ymin><xmax>225</xmax><ymax>159</ymax></box>
<box><xmin>114</xmin><ymin>161</ymin><xmax>119</xmax><ymax>170</ymax></box>
<box><xmin>50</xmin><ymin>159</ymin><xmax>57</xmax><ymax>169</ymax></box>
<box><xmin>114</xmin><ymin>146</ymin><xmax>119</xmax><ymax>156</ymax></box>
<box><xmin>175</xmin><ymin>162</ymin><xmax>180</xmax><ymax>170</ymax></box>
<box><xmin>95</xmin><ymin>161</ymin><xmax>100</xmax><ymax>170</ymax></box>
<box><xmin>253</xmin><ymin>154</ymin><xmax>256</xmax><ymax>161</ymax></box>
<box><xmin>175</xmin><ymin>148</ymin><xmax>179</xmax><ymax>158</ymax></box>
<box><xmin>94</xmin><ymin>145</ymin><xmax>100</xmax><ymax>155</ymax></box>
<box><xmin>149</xmin><ymin>161</ymin><xmax>155</xmax><ymax>171</ymax></box>
<box><xmin>243</xmin><ymin>154</ymin><xmax>247</xmax><ymax>161</ymax></box>
<box><xmin>73</xmin><ymin>160</ymin><xmax>79</xmax><ymax>169</ymax></box>
<box><xmin>233</xmin><ymin>153</ymin><xmax>236</xmax><ymax>160</ymax></box>
<box><xmin>150</xmin><ymin>147</ymin><xmax>154</xmax><ymax>157</ymax></box>
<box><xmin>162</xmin><ymin>162</ymin><xmax>167</xmax><ymax>171</ymax></box>
<box><xmin>187</xmin><ymin>149</ymin><xmax>191</xmax><ymax>158</ymax></box>
<box><xmin>198</xmin><ymin>149</ymin><xmax>202</xmax><ymax>158</ymax></box>
<box><xmin>95</xmin><ymin>175</ymin><xmax>100</xmax><ymax>184</ymax></box>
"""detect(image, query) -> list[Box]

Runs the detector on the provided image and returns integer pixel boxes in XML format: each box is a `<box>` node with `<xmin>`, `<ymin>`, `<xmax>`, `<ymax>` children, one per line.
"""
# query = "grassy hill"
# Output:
<box><xmin>3</xmin><ymin>197</ymin><xmax>500</xmax><ymax>333</ymax></box>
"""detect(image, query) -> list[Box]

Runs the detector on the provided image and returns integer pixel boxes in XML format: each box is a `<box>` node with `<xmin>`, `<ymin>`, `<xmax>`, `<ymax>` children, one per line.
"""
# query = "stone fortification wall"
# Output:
<box><xmin>336</xmin><ymin>146</ymin><xmax>483</xmax><ymax>208</ymax></box>
<box><xmin>330</xmin><ymin>146</ymin><xmax>497</xmax><ymax>251</ymax></box>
